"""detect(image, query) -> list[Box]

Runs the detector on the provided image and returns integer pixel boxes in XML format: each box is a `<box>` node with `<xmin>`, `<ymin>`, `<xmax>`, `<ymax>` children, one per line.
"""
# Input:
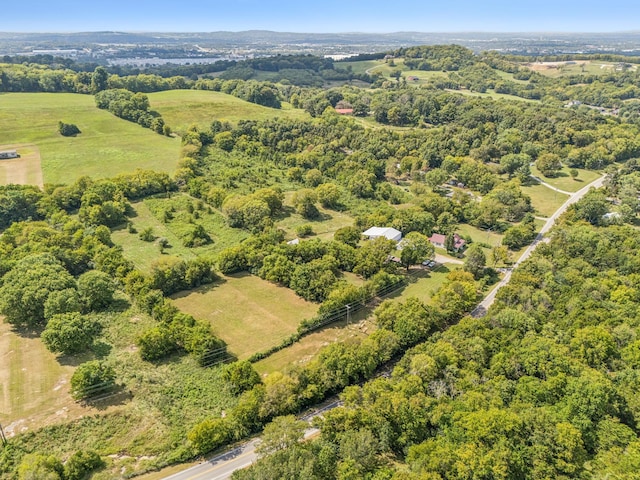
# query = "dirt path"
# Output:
<box><xmin>0</xmin><ymin>144</ymin><xmax>43</xmax><ymax>187</ymax></box>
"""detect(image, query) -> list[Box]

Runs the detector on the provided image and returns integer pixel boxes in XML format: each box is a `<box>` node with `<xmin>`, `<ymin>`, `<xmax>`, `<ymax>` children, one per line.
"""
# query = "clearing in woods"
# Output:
<box><xmin>0</xmin><ymin>144</ymin><xmax>43</xmax><ymax>187</ymax></box>
<box><xmin>171</xmin><ymin>273</ymin><xmax>319</xmax><ymax>360</ymax></box>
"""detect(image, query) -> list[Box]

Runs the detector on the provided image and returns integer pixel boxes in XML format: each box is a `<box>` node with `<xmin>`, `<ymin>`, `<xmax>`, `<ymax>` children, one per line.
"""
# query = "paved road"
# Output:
<box><xmin>471</xmin><ymin>174</ymin><xmax>606</xmax><ymax>317</ymax></box>
<box><xmin>163</xmin><ymin>401</ymin><xmax>339</xmax><ymax>480</ymax></box>
<box><xmin>162</xmin><ymin>176</ymin><xmax>607</xmax><ymax>478</ymax></box>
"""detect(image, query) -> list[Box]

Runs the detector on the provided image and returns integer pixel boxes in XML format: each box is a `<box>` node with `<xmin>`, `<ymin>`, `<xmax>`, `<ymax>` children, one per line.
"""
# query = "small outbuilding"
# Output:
<box><xmin>0</xmin><ymin>150</ymin><xmax>18</xmax><ymax>160</ymax></box>
<box><xmin>363</xmin><ymin>227</ymin><xmax>402</xmax><ymax>242</ymax></box>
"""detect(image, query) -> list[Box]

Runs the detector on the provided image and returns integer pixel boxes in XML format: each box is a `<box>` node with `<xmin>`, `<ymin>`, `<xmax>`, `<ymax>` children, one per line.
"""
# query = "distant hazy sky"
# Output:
<box><xmin>5</xmin><ymin>0</ymin><xmax>640</xmax><ymax>32</ymax></box>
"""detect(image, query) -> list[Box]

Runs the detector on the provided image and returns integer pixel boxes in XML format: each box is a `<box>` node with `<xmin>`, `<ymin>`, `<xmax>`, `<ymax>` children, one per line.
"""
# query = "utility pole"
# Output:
<box><xmin>0</xmin><ymin>422</ymin><xmax>7</xmax><ymax>446</ymax></box>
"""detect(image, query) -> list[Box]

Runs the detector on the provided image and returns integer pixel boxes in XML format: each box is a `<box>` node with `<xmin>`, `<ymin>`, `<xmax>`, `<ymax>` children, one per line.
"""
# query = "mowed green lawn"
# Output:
<box><xmin>391</xmin><ymin>267</ymin><xmax>455</xmax><ymax>304</ymax></box>
<box><xmin>148</xmin><ymin>90</ymin><xmax>309</xmax><ymax>133</ymax></box>
<box><xmin>521</xmin><ymin>182</ymin><xmax>570</xmax><ymax>217</ymax></box>
<box><xmin>531</xmin><ymin>165</ymin><xmax>601</xmax><ymax>192</ymax></box>
<box><xmin>172</xmin><ymin>273</ymin><xmax>319</xmax><ymax>360</ymax></box>
<box><xmin>0</xmin><ymin>93</ymin><xmax>181</xmax><ymax>185</ymax></box>
<box><xmin>457</xmin><ymin>223</ymin><xmax>504</xmax><ymax>247</ymax></box>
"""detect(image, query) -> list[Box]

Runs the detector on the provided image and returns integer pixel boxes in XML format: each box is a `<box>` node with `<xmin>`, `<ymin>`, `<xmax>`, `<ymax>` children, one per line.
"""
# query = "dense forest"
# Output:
<box><xmin>3</xmin><ymin>44</ymin><xmax>640</xmax><ymax>479</ymax></box>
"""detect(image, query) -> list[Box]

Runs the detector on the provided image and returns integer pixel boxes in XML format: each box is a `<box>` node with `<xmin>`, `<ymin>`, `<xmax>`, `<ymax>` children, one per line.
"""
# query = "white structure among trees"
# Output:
<box><xmin>362</xmin><ymin>227</ymin><xmax>402</xmax><ymax>242</ymax></box>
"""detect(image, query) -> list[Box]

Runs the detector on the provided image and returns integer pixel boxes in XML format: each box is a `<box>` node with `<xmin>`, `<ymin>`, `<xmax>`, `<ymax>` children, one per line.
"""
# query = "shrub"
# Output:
<box><xmin>41</xmin><ymin>313</ymin><xmax>100</xmax><ymax>355</ymax></box>
<box><xmin>70</xmin><ymin>361</ymin><xmax>116</xmax><ymax>400</ymax></box>
<box><xmin>58</xmin><ymin>121</ymin><xmax>81</xmax><ymax>137</ymax></box>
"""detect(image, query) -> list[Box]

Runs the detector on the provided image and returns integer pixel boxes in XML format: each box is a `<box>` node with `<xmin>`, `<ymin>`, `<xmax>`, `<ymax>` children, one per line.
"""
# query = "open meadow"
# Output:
<box><xmin>0</xmin><ymin>321</ymin><xmax>81</xmax><ymax>435</ymax></box>
<box><xmin>111</xmin><ymin>195</ymin><xmax>248</xmax><ymax>273</ymax></box>
<box><xmin>148</xmin><ymin>90</ymin><xmax>308</xmax><ymax>133</ymax></box>
<box><xmin>530</xmin><ymin>165</ymin><xmax>601</xmax><ymax>192</ymax></box>
<box><xmin>526</xmin><ymin>60</ymin><xmax>638</xmax><ymax>78</ymax></box>
<box><xmin>1</xmin><ymin>302</ymin><xmax>241</xmax><ymax>478</ymax></box>
<box><xmin>172</xmin><ymin>273</ymin><xmax>319</xmax><ymax>360</ymax></box>
<box><xmin>521</xmin><ymin>182</ymin><xmax>570</xmax><ymax>217</ymax></box>
<box><xmin>0</xmin><ymin>93</ymin><xmax>181</xmax><ymax>185</ymax></box>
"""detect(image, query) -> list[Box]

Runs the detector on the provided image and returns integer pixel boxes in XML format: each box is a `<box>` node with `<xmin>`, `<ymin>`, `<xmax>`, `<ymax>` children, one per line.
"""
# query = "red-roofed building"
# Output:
<box><xmin>335</xmin><ymin>108</ymin><xmax>354</xmax><ymax>115</ymax></box>
<box><xmin>429</xmin><ymin>233</ymin><xmax>446</xmax><ymax>249</ymax></box>
<box><xmin>429</xmin><ymin>233</ymin><xmax>467</xmax><ymax>252</ymax></box>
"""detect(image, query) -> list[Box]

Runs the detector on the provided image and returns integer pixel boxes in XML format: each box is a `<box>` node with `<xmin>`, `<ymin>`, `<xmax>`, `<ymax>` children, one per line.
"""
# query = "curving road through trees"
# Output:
<box><xmin>471</xmin><ymin>174</ymin><xmax>606</xmax><ymax>317</ymax></box>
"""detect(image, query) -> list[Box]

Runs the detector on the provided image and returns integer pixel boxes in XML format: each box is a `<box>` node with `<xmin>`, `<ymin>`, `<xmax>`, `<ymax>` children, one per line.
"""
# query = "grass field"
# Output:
<box><xmin>0</xmin><ymin>93</ymin><xmax>181</xmax><ymax>185</ymax></box>
<box><xmin>2</xmin><ymin>301</ymin><xmax>241</xmax><ymax>478</ymax></box>
<box><xmin>172</xmin><ymin>273</ymin><xmax>319</xmax><ymax>360</ymax></box>
<box><xmin>255</xmin><ymin>266</ymin><xmax>453</xmax><ymax>374</ymax></box>
<box><xmin>391</xmin><ymin>267</ymin><xmax>454</xmax><ymax>304</ymax></box>
<box><xmin>531</xmin><ymin>165</ymin><xmax>601</xmax><ymax>192</ymax></box>
<box><xmin>254</xmin><ymin>315</ymin><xmax>372</xmax><ymax>375</ymax></box>
<box><xmin>521</xmin><ymin>182</ymin><xmax>570</xmax><ymax>217</ymax></box>
<box><xmin>0</xmin><ymin>321</ymin><xmax>81</xmax><ymax>434</ymax></box>
<box><xmin>148</xmin><ymin>90</ymin><xmax>308</xmax><ymax>133</ymax></box>
<box><xmin>339</xmin><ymin>59</ymin><xmax>448</xmax><ymax>82</ymax></box>
<box><xmin>111</xmin><ymin>195</ymin><xmax>248</xmax><ymax>273</ymax></box>
<box><xmin>525</xmin><ymin>60</ymin><xmax>638</xmax><ymax>78</ymax></box>
<box><xmin>457</xmin><ymin>223</ymin><xmax>504</xmax><ymax>247</ymax></box>
<box><xmin>277</xmin><ymin>193</ymin><xmax>356</xmax><ymax>241</ymax></box>
<box><xmin>338</xmin><ymin>60</ymin><xmax>381</xmax><ymax>74</ymax></box>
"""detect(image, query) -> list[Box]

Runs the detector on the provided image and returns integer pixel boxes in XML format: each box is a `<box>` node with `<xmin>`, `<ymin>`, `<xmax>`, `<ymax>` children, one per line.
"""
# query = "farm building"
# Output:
<box><xmin>335</xmin><ymin>108</ymin><xmax>354</xmax><ymax>115</ymax></box>
<box><xmin>0</xmin><ymin>150</ymin><xmax>18</xmax><ymax>160</ymax></box>
<box><xmin>363</xmin><ymin>227</ymin><xmax>402</xmax><ymax>242</ymax></box>
<box><xmin>429</xmin><ymin>233</ymin><xmax>467</xmax><ymax>252</ymax></box>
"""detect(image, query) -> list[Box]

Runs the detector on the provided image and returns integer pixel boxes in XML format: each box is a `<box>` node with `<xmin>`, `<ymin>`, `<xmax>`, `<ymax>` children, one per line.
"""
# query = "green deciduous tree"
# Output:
<box><xmin>64</xmin><ymin>450</ymin><xmax>104</xmax><ymax>480</ymax></box>
<box><xmin>41</xmin><ymin>312</ymin><xmax>100</xmax><ymax>355</ymax></box>
<box><xmin>292</xmin><ymin>188</ymin><xmax>319</xmax><ymax>219</ymax></box>
<box><xmin>463</xmin><ymin>244</ymin><xmax>487</xmax><ymax>279</ymax></box>
<box><xmin>256</xmin><ymin>415</ymin><xmax>307</xmax><ymax>457</ymax></box>
<box><xmin>400</xmin><ymin>232</ymin><xmax>434</xmax><ymax>270</ymax></box>
<box><xmin>223</xmin><ymin>361</ymin><xmax>262</xmax><ymax>395</ymax></box>
<box><xmin>188</xmin><ymin>418</ymin><xmax>232</xmax><ymax>455</ymax></box>
<box><xmin>0</xmin><ymin>253</ymin><xmax>76</xmax><ymax>327</ymax></box>
<box><xmin>316</xmin><ymin>182</ymin><xmax>341</xmax><ymax>209</ymax></box>
<box><xmin>77</xmin><ymin>270</ymin><xmax>116</xmax><ymax>311</ymax></box>
<box><xmin>17</xmin><ymin>454</ymin><xmax>64</xmax><ymax>480</ymax></box>
<box><xmin>536</xmin><ymin>153</ymin><xmax>562</xmax><ymax>177</ymax></box>
<box><xmin>70</xmin><ymin>360</ymin><xmax>116</xmax><ymax>400</ymax></box>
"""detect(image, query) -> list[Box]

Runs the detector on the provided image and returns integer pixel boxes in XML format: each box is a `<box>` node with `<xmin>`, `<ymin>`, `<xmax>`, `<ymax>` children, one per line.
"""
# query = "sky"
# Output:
<box><xmin>4</xmin><ymin>0</ymin><xmax>640</xmax><ymax>33</ymax></box>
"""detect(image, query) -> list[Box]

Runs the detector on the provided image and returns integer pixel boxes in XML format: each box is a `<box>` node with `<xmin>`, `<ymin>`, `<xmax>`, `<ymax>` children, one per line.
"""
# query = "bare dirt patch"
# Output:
<box><xmin>0</xmin><ymin>143</ymin><xmax>43</xmax><ymax>187</ymax></box>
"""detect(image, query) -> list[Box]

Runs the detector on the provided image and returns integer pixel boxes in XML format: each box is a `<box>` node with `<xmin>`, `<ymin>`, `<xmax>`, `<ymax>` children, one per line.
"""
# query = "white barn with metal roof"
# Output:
<box><xmin>362</xmin><ymin>227</ymin><xmax>402</xmax><ymax>242</ymax></box>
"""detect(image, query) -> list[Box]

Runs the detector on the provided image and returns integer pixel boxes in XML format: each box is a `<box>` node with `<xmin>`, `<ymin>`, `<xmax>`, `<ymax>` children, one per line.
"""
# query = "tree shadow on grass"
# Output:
<box><xmin>91</xmin><ymin>340</ymin><xmax>113</xmax><ymax>359</ymax></box>
<box><xmin>12</xmin><ymin>325</ymin><xmax>43</xmax><ymax>339</ymax></box>
<box><xmin>171</xmin><ymin>277</ymin><xmax>228</xmax><ymax>299</ymax></box>
<box><xmin>310</xmin><ymin>211</ymin><xmax>333</xmax><ymax>222</ymax></box>
<box><xmin>105</xmin><ymin>298</ymin><xmax>131</xmax><ymax>314</ymax></box>
<box><xmin>273</xmin><ymin>205</ymin><xmax>296</xmax><ymax>221</ymax></box>
<box><xmin>81</xmin><ymin>385</ymin><xmax>132</xmax><ymax>410</ymax></box>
